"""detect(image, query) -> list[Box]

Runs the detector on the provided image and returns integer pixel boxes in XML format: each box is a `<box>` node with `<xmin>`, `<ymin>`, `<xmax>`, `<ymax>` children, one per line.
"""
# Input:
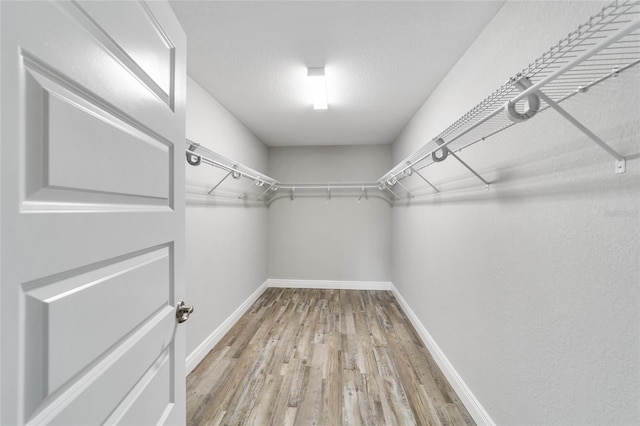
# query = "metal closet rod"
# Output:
<box><xmin>379</xmin><ymin>10</ymin><xmax>640</xmax><ymax>184</ymax></box>
<box><xmin>405</xmin><ymin>55</ymin><xmax>640</xmax><ymax>173</ymax></box>
<box><xmin>185</xmin><ymin>140</ymin><xmax>389</xmax><ymax>197</ymax></box>
<box><xmin>185</xmin><ymin>139</ymin><xmax>278</xmax><ymax>186</ymax></box>
<box><xmin>277</xmin><ymin>183</ymin><xmax>379</xmax><ymax>190</ymax></box>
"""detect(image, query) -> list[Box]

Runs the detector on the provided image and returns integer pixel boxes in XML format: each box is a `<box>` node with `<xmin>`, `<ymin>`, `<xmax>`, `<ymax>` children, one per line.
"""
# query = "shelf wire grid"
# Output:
<box><xmin>384</xmin><ymin>0</ymin><xmax>640</xmax><ymax>180</ymax></box>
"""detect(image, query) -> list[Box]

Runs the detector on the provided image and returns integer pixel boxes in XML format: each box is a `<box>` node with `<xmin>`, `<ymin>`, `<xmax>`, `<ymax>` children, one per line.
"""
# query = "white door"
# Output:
<box><xmin>0</xmin><ymin>1</ymin><xmax>187</xmax><ymax>424</ymax></box>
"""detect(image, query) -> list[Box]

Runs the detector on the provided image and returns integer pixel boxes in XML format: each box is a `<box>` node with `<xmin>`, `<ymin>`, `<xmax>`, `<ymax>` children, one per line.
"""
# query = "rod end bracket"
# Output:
<box><xmin>615</xmin><ymin>158</ymin><xmax>626</xmax><ymax>174</ymax></box>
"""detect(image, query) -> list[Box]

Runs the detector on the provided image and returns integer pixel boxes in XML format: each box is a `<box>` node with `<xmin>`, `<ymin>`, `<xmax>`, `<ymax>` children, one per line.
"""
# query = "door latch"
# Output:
<box><xmin>176</xmin><ymin>301</ymin><xmax>194</xmax><ymax>324</ymax></box>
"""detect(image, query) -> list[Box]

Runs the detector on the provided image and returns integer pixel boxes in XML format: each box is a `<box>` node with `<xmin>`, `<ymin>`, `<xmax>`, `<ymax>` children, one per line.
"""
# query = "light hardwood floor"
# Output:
<box><xmin>187</xmin><ymin>288</ymin><xmax>474</xmax><ymax>425</ymax></box>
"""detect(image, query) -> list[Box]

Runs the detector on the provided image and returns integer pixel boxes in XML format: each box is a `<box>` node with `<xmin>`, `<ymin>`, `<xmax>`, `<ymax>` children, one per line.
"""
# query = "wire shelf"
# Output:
<box><xmin>185</xmin><ymin>139</ymin><xmax>279</xmax><ymax>186</ymax></box>
<box><xmin>185</xmin><ymin>139</ymin><xmax>394</xmax><ymax>201</ymax></box>
<box><xmin>382</xmin><ymin>0</ymin><xmax>640</xmax><ymax>183</ymax></box>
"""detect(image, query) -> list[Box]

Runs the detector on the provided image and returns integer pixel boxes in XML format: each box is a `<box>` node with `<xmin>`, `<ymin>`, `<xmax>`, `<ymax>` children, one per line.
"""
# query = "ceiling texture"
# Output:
<box><xmin>169</xmin><ymin>1</ymin><xmax>505</xmax><ymax>147</ymax></box>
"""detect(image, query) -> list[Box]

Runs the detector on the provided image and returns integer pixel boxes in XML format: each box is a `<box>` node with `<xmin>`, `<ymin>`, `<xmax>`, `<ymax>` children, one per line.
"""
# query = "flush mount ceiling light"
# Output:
<box><xmin>307</xmin><ymin>67</ymin><xmax>328</xmax><ymax>110</ymax></box>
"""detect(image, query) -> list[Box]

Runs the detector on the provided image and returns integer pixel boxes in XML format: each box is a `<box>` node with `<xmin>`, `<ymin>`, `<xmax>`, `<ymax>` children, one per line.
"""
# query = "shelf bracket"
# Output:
<box><xmin>536</xmin><ymin>90</ymin><xmax>626</xmax><ymax>173</ymax></box>
<box><xmin>207</xmin><ymin>171</ymin><xmax>232</xmax><ymax>195</ymax></box>
<box><xmin>238</xmin><ymin>179</ymin><xmax>259</xmax><ymax>199</ymax></box>
<box><xmin>358</xmin><ymin>185</ymin><xmax>367</xmax><ymax>202</ymax></box>
<box><xmin>449</xmin><ymin>151</ymin><xmax>490</xmax><ymax>190</ymax></box>
<box><xmin>256</xmin><ymin>184</ymin><xmax>273</xmax><ymax>201</ymax></box>
<box><xmin>412</xmin><ymin>168</ymin><xmax>440</xmax><ymax>193</ymax></box>
<box><xmin>395</xmin><ymin>179</ymin><xmax>413</xmax><ymax>198</ymax></box>
<box><xmin>379</xmin><ymin>184</ymin><xmax>400</xmax><ymax>200</ymax></box>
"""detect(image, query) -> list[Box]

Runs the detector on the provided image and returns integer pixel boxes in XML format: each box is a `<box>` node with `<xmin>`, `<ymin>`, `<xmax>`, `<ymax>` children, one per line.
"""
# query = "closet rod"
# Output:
<box><xmin>409</xmin><ymin>55</ymin><xmax>639</xmax><ymax>171</ymax></box>
<box><xmin>380</xmin><ymin>5</ymin><xmax>640</xmax><ymax>184</ymax></box>
<box><xmin>185</xmin><ymin>140</ymin><xmax>393</xmax><ymax>201</ymax></box>
<box><xmin>276</xmin><ymin>183</ymin><xmax>380</xmax><ymax>190</ymax></box>
<box><xmin>185</xmin><ymin>139</ymin><xmax>278</xmax><ymax>186</ymax></box>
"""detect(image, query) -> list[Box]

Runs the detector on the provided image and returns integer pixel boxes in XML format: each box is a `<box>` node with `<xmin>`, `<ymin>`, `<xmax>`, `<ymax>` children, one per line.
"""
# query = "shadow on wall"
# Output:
<box><xmin>267</xmin><ymin>193</ymin><xmax>392</xmax><ymax>207</ymax></box>
<box><xmin>395</xmin><ymin>134</ymin><xmax>639</xmax><ymax>207</ymax></box>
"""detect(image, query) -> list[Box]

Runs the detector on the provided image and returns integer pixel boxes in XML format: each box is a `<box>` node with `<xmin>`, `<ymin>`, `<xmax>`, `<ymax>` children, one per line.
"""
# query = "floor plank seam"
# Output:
<box><xmin>187</xmin><ymin>288</ymin><xmax>474</xmax><ymax>426</ymax></box>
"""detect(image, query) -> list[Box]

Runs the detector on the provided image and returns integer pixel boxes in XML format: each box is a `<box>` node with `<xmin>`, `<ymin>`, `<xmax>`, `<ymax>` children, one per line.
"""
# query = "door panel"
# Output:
<box><xmin>10</xmin><ymin>1</ymin><xmax>182</xmax><ymax>143</ymax></box>
<box><xmin>23</xmin><ymin>58</ymin><xmax>171</xmax><ymax>205</ymax></box>
<box><xmin>24</xmin><ymin>246</ymin><xmax>171</xmax><ymax>397</ymax></box>
<box><xmin>21</xmin><ymin>41</ymin><xmax>172</xmax><ymax>207</ymax></box>
<box><xmin>113</xmin><ymin>355</ymin><xmax>173</xmax><ymax>426</ymax></box>
<box><xmin>72</xmin><ymin>0</ymin><xmax>174</xmax><ymax>100</ymax></box>
<box><xmin>1</xmin><ymin>1</ymin><xmax>186</xmax><ymax>424</ymax></box>
<box><xmin>31</xmin><ymin>308</ymin><xmax>176</xmax><ymax>425</ymax></box>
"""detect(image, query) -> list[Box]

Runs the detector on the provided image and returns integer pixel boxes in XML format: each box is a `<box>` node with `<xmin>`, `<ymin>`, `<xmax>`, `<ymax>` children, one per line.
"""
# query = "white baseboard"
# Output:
<box><xmin>266</xmin><ymin>278</ymin><xmax>392</xmax><ymax>291</ymax></box>
<box><xmin>186</xmin><ymin>280</ymin><xmax>269</xmax><ymax>374</ymax></box>
<box><xmin>390</xmin><ymin>283</ymin><xmax>495</xmax><ymax>426</ymax></box>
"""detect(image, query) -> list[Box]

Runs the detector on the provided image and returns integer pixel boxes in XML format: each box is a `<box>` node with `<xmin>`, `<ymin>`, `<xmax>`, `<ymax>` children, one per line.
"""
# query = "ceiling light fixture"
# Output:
<box><xmin>307</xmin><ymin>67</ymin><xmax>328</xmax><ymax>110</ymax></box>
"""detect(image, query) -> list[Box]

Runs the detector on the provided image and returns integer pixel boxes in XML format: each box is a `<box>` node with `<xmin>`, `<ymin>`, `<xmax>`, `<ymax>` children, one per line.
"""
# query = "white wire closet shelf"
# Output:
<box><xmin>379</xmin><ymin>0</ymin><xmax>640</xmax><ymax>195</ymax></box>
<box><xmin>185</xmin><ymin>140</ymin><xmax>393</xmax><ymax>203</ymax></box>
<box><xmin>186</xmin><ymin>0</ymin><xmax>639</xmax><ymax>203</ymax></box>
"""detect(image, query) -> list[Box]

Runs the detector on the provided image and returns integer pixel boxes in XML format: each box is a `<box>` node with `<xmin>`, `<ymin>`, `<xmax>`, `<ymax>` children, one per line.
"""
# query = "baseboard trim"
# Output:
<box><xmin>266</xmin><ymin>278</ymin><xmax>392</xmax><ymax>291</ymax></box>
<box><xmin>390</xmin><ymin>283</ymin><xmax>495</xmax><ymax>426</ymax></box>
<box><xmin>186</xmin><ymin>280</ymin><xmax>269</xmax><ymax>374</ymax></box>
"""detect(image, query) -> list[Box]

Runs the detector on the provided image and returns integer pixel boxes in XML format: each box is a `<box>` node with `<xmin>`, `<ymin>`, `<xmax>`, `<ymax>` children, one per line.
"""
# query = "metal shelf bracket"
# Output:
<box><xmin>412</xmin><ymin>169</ymin><xmax>440</xmax><ymax>193</ymax></box>
<box><xmin>208</xmin><ymin>171</ymin><xmax>232</xmax><ymax>195</ymax></box>
<box><xmin>449</xmin><ymin>151</ymin><xmax>491</xmax><ymax>189</ymax></box>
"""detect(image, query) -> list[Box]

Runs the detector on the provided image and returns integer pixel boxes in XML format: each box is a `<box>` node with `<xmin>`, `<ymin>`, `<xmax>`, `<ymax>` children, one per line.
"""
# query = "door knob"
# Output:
<box><xmin>176</xmin><ymin>301</ymin><xmax>194</xmax><ymax>324</ymax></box>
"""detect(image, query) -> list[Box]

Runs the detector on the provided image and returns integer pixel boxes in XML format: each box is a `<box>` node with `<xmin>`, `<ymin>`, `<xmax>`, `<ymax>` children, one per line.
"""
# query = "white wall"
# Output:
<box><xmin>268</xmin><ymin>145</ymin><xmax>392</xmax><ymax>282</ymax></box>
<box><xmin>391</xmin><ymin>2</ymin><xmax>639</xmax><ymax>425</ymax></box>
<box><xmin>185</xmin><ymin>77</ymin><xmax>269</xmax><ymax>358</ymax></box>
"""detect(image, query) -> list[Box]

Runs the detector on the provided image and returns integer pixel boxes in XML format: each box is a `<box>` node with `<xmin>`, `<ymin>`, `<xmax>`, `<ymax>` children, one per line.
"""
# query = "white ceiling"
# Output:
<box><xmin>169</xmin><ymin>1</ymin><xmax>505</xmax><ymax>147</ymax></box>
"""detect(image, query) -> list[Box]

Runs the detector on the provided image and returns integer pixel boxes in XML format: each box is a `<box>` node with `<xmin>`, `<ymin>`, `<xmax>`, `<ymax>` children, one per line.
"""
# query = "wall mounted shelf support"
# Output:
<box><xmin>379</xmin><ymin>184</ymin><xmax>400</xmax><ymax>200</ymax></box>
<box><xmin>208</xmin><ymin>171</ymin><xmax>232</xmax><ymax>195</ymax></box>
<box><xmin>257</xmin><ymin>185</ymin><xmax>273</xmax><ymax>201</ymax></box>
<box><xmin>238</xmin><ymin>179</ymin><xmax>260</xmax><ymax>199</ymax></box>
<box><xmin>395</xmin><ymin>179</ymin><xmax>413</xmax><ymax>198</ymax></box>
<box><xmin>413</xmin><ymin>169</ymin><xmax>440</xmax><ymax>193</ymax></box>
<box><xmin>536</xmin><ymin>90</ymin><xmax>626</xmax><ymax>172</ymax></box>
<box><xmin>448</xmin><ymin>151</ymin><xmax>490</xmax><ymax>190</ymax></box>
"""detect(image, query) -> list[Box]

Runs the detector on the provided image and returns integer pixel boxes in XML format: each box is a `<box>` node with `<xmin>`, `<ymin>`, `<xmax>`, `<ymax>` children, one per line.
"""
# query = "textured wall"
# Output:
<box><xmin>391</xmin><ymin>1</ymin><xmax>640</xmax><ymax>425</ymax></box>
<box><xmin>268</xmin><ymin>145</ymin><xmax>392</xmax><ymax>282</ymax></box>
<box><xmin>185</xmin><ymin>77</ymin><xmax>269</xmax><ymax>357</ymax></box>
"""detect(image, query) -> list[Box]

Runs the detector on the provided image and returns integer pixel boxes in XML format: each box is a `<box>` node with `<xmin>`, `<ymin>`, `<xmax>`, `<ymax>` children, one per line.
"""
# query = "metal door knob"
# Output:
<box><xmin>176</xmin><ymin>301</ymin><xmax>194</xmax><ymax>323</ymax></box>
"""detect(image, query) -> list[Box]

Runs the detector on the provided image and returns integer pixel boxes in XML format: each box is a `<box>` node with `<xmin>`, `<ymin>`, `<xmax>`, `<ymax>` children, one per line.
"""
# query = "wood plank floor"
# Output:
<box><xmin>187</xmin><ymin>288</ymin><xmax>474</xmax><ymax>426</ymax></box>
